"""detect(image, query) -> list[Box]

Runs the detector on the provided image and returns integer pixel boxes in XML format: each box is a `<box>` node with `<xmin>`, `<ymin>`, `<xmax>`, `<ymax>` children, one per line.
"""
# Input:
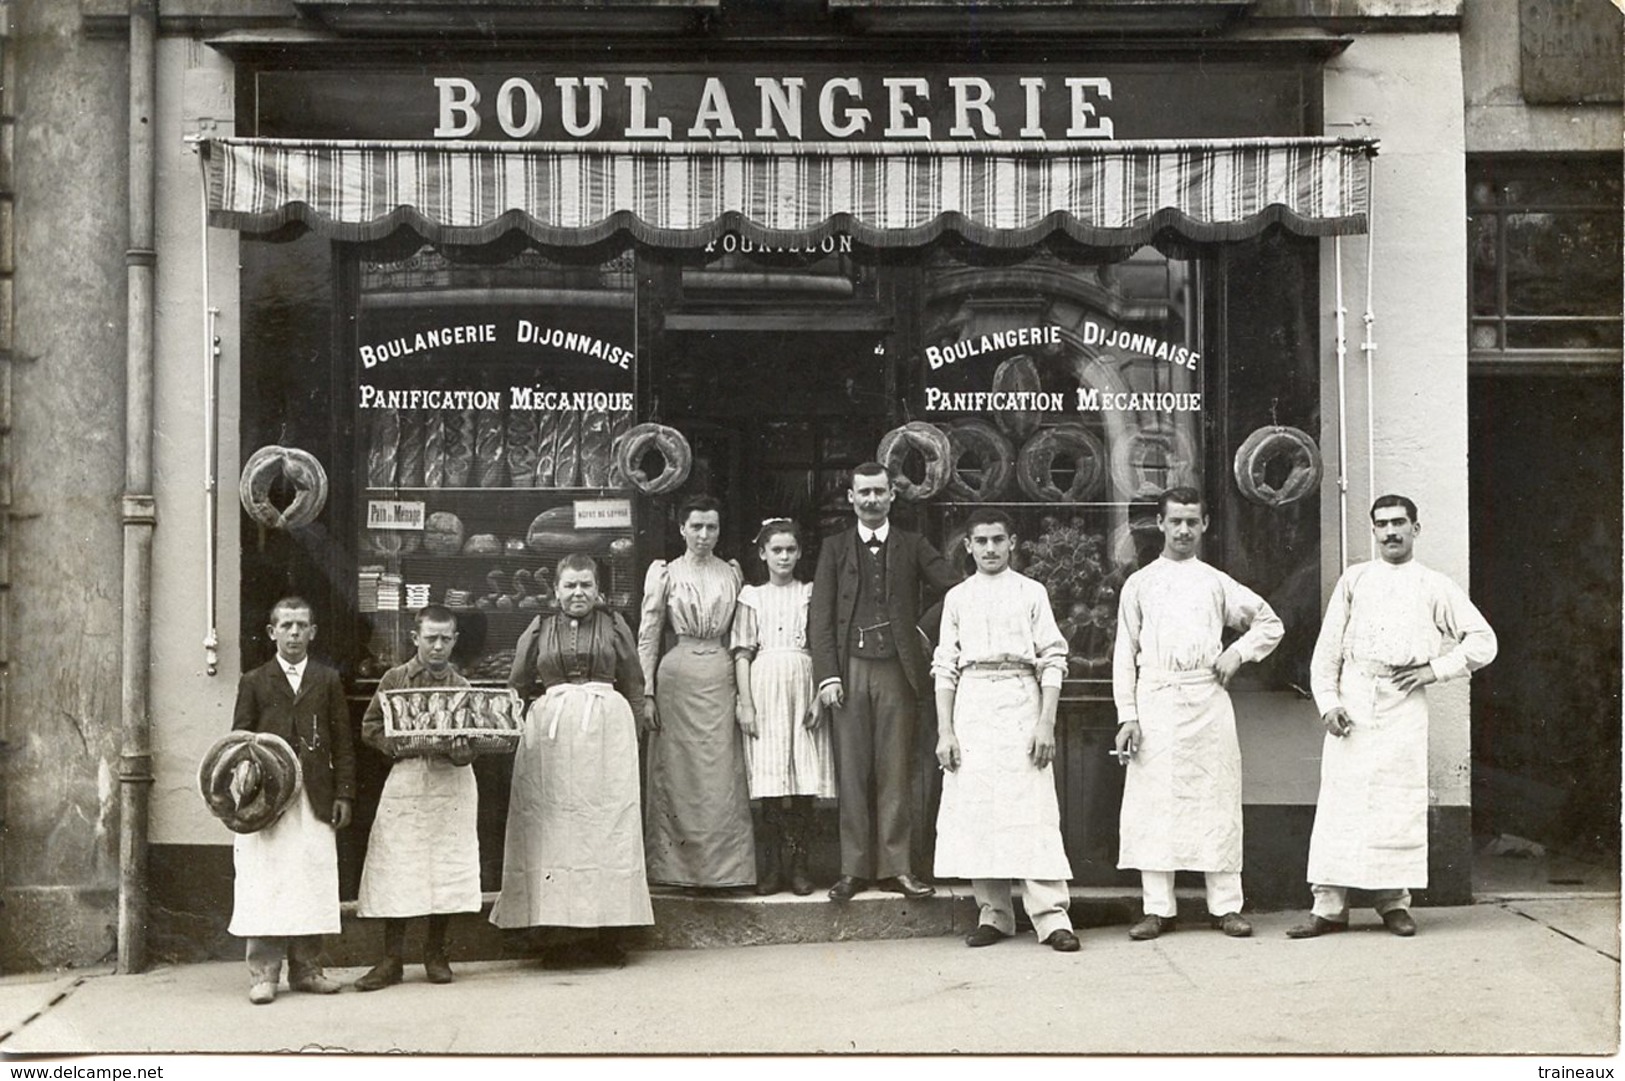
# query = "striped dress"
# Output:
<box><xmin>731</xmin><ymin>581</ymin><xmax>836</xmax><ymax>799</ymax></box>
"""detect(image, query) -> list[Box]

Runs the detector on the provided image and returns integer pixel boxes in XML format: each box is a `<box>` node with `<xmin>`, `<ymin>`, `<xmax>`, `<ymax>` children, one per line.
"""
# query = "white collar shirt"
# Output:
<box><xmin>281</xmin><ymin>656</ymin><xmax>308</xmax><ymax>694</ymax></box>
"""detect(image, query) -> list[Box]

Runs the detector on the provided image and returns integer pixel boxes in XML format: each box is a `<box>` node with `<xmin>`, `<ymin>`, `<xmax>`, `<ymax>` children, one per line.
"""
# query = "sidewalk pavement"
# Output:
<box><xmin>0</xmin><ymin>900</ymin><xmax>1616</xmax><ymax>1056</ymax></box>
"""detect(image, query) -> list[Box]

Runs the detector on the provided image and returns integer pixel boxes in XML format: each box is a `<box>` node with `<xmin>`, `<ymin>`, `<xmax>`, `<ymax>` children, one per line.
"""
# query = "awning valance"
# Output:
<box><xmin>202</xmin><ymin>136</ymin><xmax>1376</xmax><ymax>250</ymax></box>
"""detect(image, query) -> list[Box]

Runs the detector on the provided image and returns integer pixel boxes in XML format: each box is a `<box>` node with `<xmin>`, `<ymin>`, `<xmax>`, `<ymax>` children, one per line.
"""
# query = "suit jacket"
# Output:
<box><xmin>232</xmin><ymin>657</ymin><xmax>357</xmax><ymax>822</ymax></box>
<box><xmin>809</xmin><ymin>524</ymin><xmax>961</xmax><ymax>698</ymax></box>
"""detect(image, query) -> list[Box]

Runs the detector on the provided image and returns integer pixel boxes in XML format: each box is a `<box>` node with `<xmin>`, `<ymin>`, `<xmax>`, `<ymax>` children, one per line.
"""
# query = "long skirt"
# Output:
<box><xmin>357</xmin><ymin>757</ymin><xmax>482</xmax><ymax>917</ymax></box>
<box><xmin>1117</xmin><ymin>668</ymin><xmax>1243</xmax><ymax>873</ymax></box>
<box><xmin>742</xmin><ymin>647</ymin><xmax>836</xmax><ymax>799</ymax></box>
<box><xmin>643</xmin><ymin>639</ymin><xmax>756</xmax><ymax>887</ymax></box>
<box><xmin>933</xmin><ymin>670</ymin><xmax>1072</xmax><ymax>881</ymax></box>
<box><xmin>229</xmin><ymin>793</ymin><xmax>341</xmax><ymax>937</ymax></box>
<box><xmin>489</xmin><ymin>682</ymin><xmax>653</xmax><ymax>928</ymax></box>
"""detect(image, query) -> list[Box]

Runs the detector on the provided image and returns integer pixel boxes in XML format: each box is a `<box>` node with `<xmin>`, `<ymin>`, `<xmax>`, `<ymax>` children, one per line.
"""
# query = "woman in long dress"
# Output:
<box><xmin>490</xmin><ymin>554</ymin><xmax>651</xmax><ymax>963</ymax></box>
<box><xmin>638</xmin><ymin>495</ymin><xmax>755</xmax><ymax>890</ymax></box>
<box><xmin>732</xmin><ymin>518</ymin><xmax>835</xmax><ymax>896</ymax></box>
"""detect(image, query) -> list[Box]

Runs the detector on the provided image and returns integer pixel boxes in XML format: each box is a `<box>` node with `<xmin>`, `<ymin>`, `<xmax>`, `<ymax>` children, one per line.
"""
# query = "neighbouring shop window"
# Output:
<box><xmin>1469</xmin><ymin>156</ymin><xmax>1624</xmax><ymax>370</ymax></box>
<box><xmin>351</xmin><ymin>245</ymin><xmax>639</xmax><ymax>685</ymax></box>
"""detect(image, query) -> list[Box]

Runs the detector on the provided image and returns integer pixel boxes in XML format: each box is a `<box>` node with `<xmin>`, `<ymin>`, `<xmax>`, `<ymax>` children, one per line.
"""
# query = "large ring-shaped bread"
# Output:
<box><xmin>1016</xmin><ymin>425</ymin><xmax>1108</xmax><ymax>502</ymax></box>
<box><xmin>876</xmin><ymin>422</ymin><xmax>953</xmax><ymax>502</ymax></box>
<box><xmin>1108</xmin><ymin>426</ymin><xmax>1199</xmax><ymax>500</ymax></box>
<box><xmin>613</xmin><ymin>423</ymin><xmax>693</xmax><ymax>496</ymax></box>
<box><xmin>944</xmin><ymin>419</ymin><xmax>1016</xmax><ymax>502</ymax></box>
<box><xmin>239</xmin><ymin>445</ymin><xmax>329</xmax><ymax>530</ymax></box>
<box><xmin>1232</xmin><ymin>425</ymin><xmax>1323</xmax><ymax>507</ymax></box>
<box><xmin>198</xmin><ymin>731</ymin><xmax>304</xmax><ymax>834</ymax></box>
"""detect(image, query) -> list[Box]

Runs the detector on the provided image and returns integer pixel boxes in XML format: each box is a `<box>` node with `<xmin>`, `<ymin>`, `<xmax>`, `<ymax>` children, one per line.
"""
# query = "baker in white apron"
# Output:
<box><xmin>354</xmin><ymin>607</ymin><xmax>483</xmax><ymax>989</ymax></box>
<box><xmin>1113</xmin><ymin>487</ymin><xmax>1283</xmax><ymax>941</ymax></box>
<box><xmin>1289</xmin><ymin>495</ymin><xmax>1496</xmax><ymax>938</ymax></box>
<box><xmin>931</xmin><ymin>510</ymin><xmax>1077</xmax><ymax>952</ymax></box>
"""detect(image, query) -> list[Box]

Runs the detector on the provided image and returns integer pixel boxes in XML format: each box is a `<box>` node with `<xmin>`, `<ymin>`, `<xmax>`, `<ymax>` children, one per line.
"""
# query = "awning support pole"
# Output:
<box><xmin>1361</xmin><ymin>168</ymin><xmax>1378</xmax><ymax>561</ymax></box>
<box><xmin>117</xmin><ymin>0</ymin><xmax>158</xmax><ymax>975</ymax></box>
<box><xmin>1333</xmin><ymin>236</ymin><xmax>1349</xmax><ymax>571</ymax></box>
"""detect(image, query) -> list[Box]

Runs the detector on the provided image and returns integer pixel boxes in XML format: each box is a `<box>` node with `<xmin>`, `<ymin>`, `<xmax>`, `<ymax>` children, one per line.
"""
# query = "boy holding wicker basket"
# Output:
<box><xmin>354</xmin><ymin>605</ymin><xmax>482</xmax><ymax>990</ymax></box>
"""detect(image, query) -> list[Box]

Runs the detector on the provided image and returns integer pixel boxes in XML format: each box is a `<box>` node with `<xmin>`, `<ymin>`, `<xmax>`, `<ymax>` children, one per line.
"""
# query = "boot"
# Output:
<box><xmin>783</xmin><ymin>797</ymin><xmax>814</xmax><ymax>897</ymax></box>
<box><xmin>754</xmin><ymin>801</ymin><xmax>783</xmax><ymax>895</ymax></box>
<box><xmin>424</xmin><ymin>913</ymin><xmax>454</xmax><ymax>984</ymax></box>
<box><xmin>354</xmin><ymin>919</ymin><xmax>405</xmax><ymax>992</ymax></box>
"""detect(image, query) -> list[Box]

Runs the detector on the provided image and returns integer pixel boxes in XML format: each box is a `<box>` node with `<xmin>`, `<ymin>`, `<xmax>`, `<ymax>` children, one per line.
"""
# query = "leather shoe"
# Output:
<box><xmin>1214</xmin><ymin>912</ymin><xmax>1252</xmax><ymax>938</ymax></box>
<box><xmin>424</xmin><ymin>953</ymin><xmax>454</xmax><ymax>984</ymax></box>
<box><xmin>1128</xmin><ymin>914</ymin><xmax>1172</xmax><ymax>941</ymax></box>
<box><xmin>353</xmin><ymin>957</ymin><xmax>404</xmax><ymax>992</ymax></box>
<box><xmin>1381</xmin><ymin>909</ymin><xmax>1417</xmax><ymax>937</ymax></box>
<box><xmin>1285</xmin><ymin>915</ymin><xmax>1347</xmax><ymax>939</ymax></box>
<box><xmin>1043</xmin><ymin>929</ymin><xmax>1081</xmax><ymax>953</ymax></box>
<box><xmin>247</xmin><ymin>981</ymin><xmax>277</xmax><ymax>1005</ymax></box>
<box><xmin>878</xmin><ymin>874</ymin><xmax>936</xmax><ymax>900</ymax></box>
<box><xmin>965</xmin><ymin>924</ymin><xmax>1008</xmax><ymax>948</ymax></box>
<box><xmin>827</xmin><ymin>875</ymin><xmax>867</xmax><ymax>902</ymax></box>
<box><xmin>289</xmin><ymin>972</ymin><xmax>342</xmax><ymax>994</ymax></box>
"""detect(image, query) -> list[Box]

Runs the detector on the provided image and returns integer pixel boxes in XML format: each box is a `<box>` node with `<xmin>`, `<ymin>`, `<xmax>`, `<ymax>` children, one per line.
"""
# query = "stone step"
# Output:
<box><xmin>325</xmin><ymin>886</ymin><xmax>1218</xmax><ymax>966</ymax></box>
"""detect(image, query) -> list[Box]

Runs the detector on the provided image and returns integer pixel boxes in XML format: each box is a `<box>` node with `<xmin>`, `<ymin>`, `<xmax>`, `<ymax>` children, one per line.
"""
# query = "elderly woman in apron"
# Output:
<box><xmin>637</xmin><ymin>494</ymin><xmax>755</xmax><ymax>890</ymax></box>
<box><xmin>490</xmin><ymin>553</ymin><xmax>652</xmax><ymax>963</ymax></box>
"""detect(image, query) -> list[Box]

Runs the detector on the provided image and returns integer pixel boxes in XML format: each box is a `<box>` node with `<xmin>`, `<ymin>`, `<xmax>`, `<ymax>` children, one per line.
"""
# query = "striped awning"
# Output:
<box><xmin>202</xmin><ymin>136</ymin><xmax>1377</xmax><ymax>249</ymax></box>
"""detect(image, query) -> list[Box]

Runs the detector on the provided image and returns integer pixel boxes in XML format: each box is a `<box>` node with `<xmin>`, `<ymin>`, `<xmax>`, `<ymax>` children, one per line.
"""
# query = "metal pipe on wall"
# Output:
<box><xmin>1333</xmin><ymin>236</ymin><xmax>1349</xmax><ymax>571</ymax></box>
<box><xmin>1362</xmin><ymin>169</ymin><xmax>1378</xmax><ymax>561</ymax></box>
<box><xmin>117</xmin><ymin>0</ymin><xmax>158</xmax><ymax>975</ymax></box>
<box><xmin>199</xmin><ymin>152</ymin><xmax>220</xmax><ymax>678</ymax></box>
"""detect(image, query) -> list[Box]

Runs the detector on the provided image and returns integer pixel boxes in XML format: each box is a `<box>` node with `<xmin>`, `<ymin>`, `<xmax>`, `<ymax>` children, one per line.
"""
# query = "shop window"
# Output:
<box><xmin>916</xmin><ymin>245</ymin><xmax>1202</xmax><ymax>693</ymax></box>
<box><xmin>351</xmin><ymin>244</ymin><xmax>640</xmax><ymax>686</ymax></box>
<box><xmin>910</xmin><ymin>239</ymin><xmax>1323</xmax><ymax>699</ymax></box>
<box><xmin>1469</xmin><ymin>156</ymin><xmax>1624</xmax><ymax>371</ymax></box>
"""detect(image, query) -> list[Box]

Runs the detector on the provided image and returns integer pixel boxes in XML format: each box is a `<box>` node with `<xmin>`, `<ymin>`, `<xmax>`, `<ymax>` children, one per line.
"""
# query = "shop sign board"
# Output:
<box><xmin>1519</xmin><ymin>0</ymin><xmax>1624</xmax><ymax>105</ymax></box>
<box><xmin>368</xmin><ymin>499</ymin><xmax>428</xmax><ymax>530</ymax></box>
<box><xmin>574</xmin><ymin>499</ymin><xmax>634</xmax><ymax>529</ymax></box>
<box><xmin>255</xmin><ymin>63</ymin><xmax>1317</xmax><ymax>142</ymax></box>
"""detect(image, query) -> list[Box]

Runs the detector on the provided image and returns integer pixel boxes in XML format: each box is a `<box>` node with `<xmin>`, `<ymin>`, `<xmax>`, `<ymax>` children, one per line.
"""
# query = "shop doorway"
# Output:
<box><xmin>1468</xmin><ymin>370</ymin><xmax>1622</xmax><ymax>874</ymax></box>
<box><xmin>654</xmin><ymin>329</ymin><xmax>896</xmax><ymax>565</ymax></box>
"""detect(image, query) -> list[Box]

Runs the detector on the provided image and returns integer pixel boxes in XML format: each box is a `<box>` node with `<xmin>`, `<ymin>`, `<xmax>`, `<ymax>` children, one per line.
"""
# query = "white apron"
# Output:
<box><xmin>933</xmin><ymin>670</ymin><xmax>1072</xmax><ymax>881</ymax></box>
<box><xmin>489</xmin><ymin>682</ymin><xmax>653</xmax><ymax>929</ymax></box>
<box><xmin>1306</xmin><ymin>663</ymin><xmax>1430</xmax><ymax>888</ymax></box>
<box><xmin>1118</xmin><ymin>668</ymin><xmax>1242</xmax><ymax>872</ymax></box>
<box><xmin>357</xmin><ymin>756</ymin><xmax>482</xmax><ymax>916</ymax></box>
<box><xmin>229</xmin><ymin>792</ymin><xmax>340</xmax><ymax>937</ymax></box>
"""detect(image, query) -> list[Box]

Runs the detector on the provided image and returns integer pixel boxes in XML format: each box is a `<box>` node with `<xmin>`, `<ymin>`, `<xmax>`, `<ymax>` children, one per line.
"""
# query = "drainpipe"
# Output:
<box><xmin>117</xmin><ymin>0</ymin><xmax>157</xmax><ymax>975</ymax></box>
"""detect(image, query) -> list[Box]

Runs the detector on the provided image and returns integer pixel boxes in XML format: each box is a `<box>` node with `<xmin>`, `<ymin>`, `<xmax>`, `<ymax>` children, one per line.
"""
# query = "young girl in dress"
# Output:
<box><xmin>732</xmin><ymin>518</ymin><xmax>836</xmax><ymax>895</ymax></box>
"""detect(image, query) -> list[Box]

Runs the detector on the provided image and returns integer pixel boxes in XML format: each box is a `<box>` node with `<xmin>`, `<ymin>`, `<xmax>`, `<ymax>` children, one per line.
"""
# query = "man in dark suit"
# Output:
<box><xmin>810</xmin><ymin>462</ymin><xmax>961</xmax><ymax>901</ymax></box>
<box><xmin>229</xmin><ymin>597</ymin><xmax>356</xmax><ymax>1004</ymax></box>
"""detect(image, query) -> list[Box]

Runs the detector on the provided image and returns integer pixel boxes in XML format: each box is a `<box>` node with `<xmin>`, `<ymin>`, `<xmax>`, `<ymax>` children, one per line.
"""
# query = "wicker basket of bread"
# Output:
<box><xmin>379</xmin><ymin>686</ymin><xmax>525</xmax><ymax>757</ymax></box>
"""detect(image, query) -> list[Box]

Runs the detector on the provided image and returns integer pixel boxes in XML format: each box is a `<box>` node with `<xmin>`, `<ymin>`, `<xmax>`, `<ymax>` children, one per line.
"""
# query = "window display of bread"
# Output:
<box><xmin>422</xmin><ymin>410</ymin><xmax>447</xmax><ymax>488</ymax></box>
<box><xmin>992</xmin><ymin>354</ymin><xmax>1044</xmax><ymax>441</ymax></box>
<box><xmin>462</xmin><ymin>532</ymin><xmax>503</xmax><ymax>556</ymax></box>
<box><xmin>506</xmin><ymin>409</ymin><xmax>541</xmax><ymax>488</ymax></box>
<box><xmin>423</xmin><ymin>510</ymin><xmax>466</xmax><ymax>555</ymax></box>
<box><xmin>444</xmin><ymin>409</ymin><xmax>475</xmax><ymax>487</ymax></box>
<box><xmin>579</xmin><ymin>408</ymin><xmax>613</xmax><ymax>487</ymax></box>
<box><xmin>553</xmin><ymin>410</ymin><xmax>581</xmax><ymax>488</ymax></box>
<box><xmin>367</xmin><ymin>528</ymin><xmax>421</xmax><ymax>556</ymax></box>
<box><xmin>534</xmin><ymin>407</ymin><xmax>559</xmax><ymax>487</ymax></box>
<box><xmin>473</xmin><ymin>408</ymin><xmax>506</xmax><ymax>487</ymax></box>
<box><xmin>606</xmin><ymin>409</ymin><xmax>633</xmax><ymax>489</ymax></box>
<box><xmin>397</xmin><ymin>410</ymin><xmax>425</xmax><ymax>487</ymax></box>
<box><xmin>367</xmin><ymin>410</ymin><xmax>400</xmax><ymax>488</ymax></box>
